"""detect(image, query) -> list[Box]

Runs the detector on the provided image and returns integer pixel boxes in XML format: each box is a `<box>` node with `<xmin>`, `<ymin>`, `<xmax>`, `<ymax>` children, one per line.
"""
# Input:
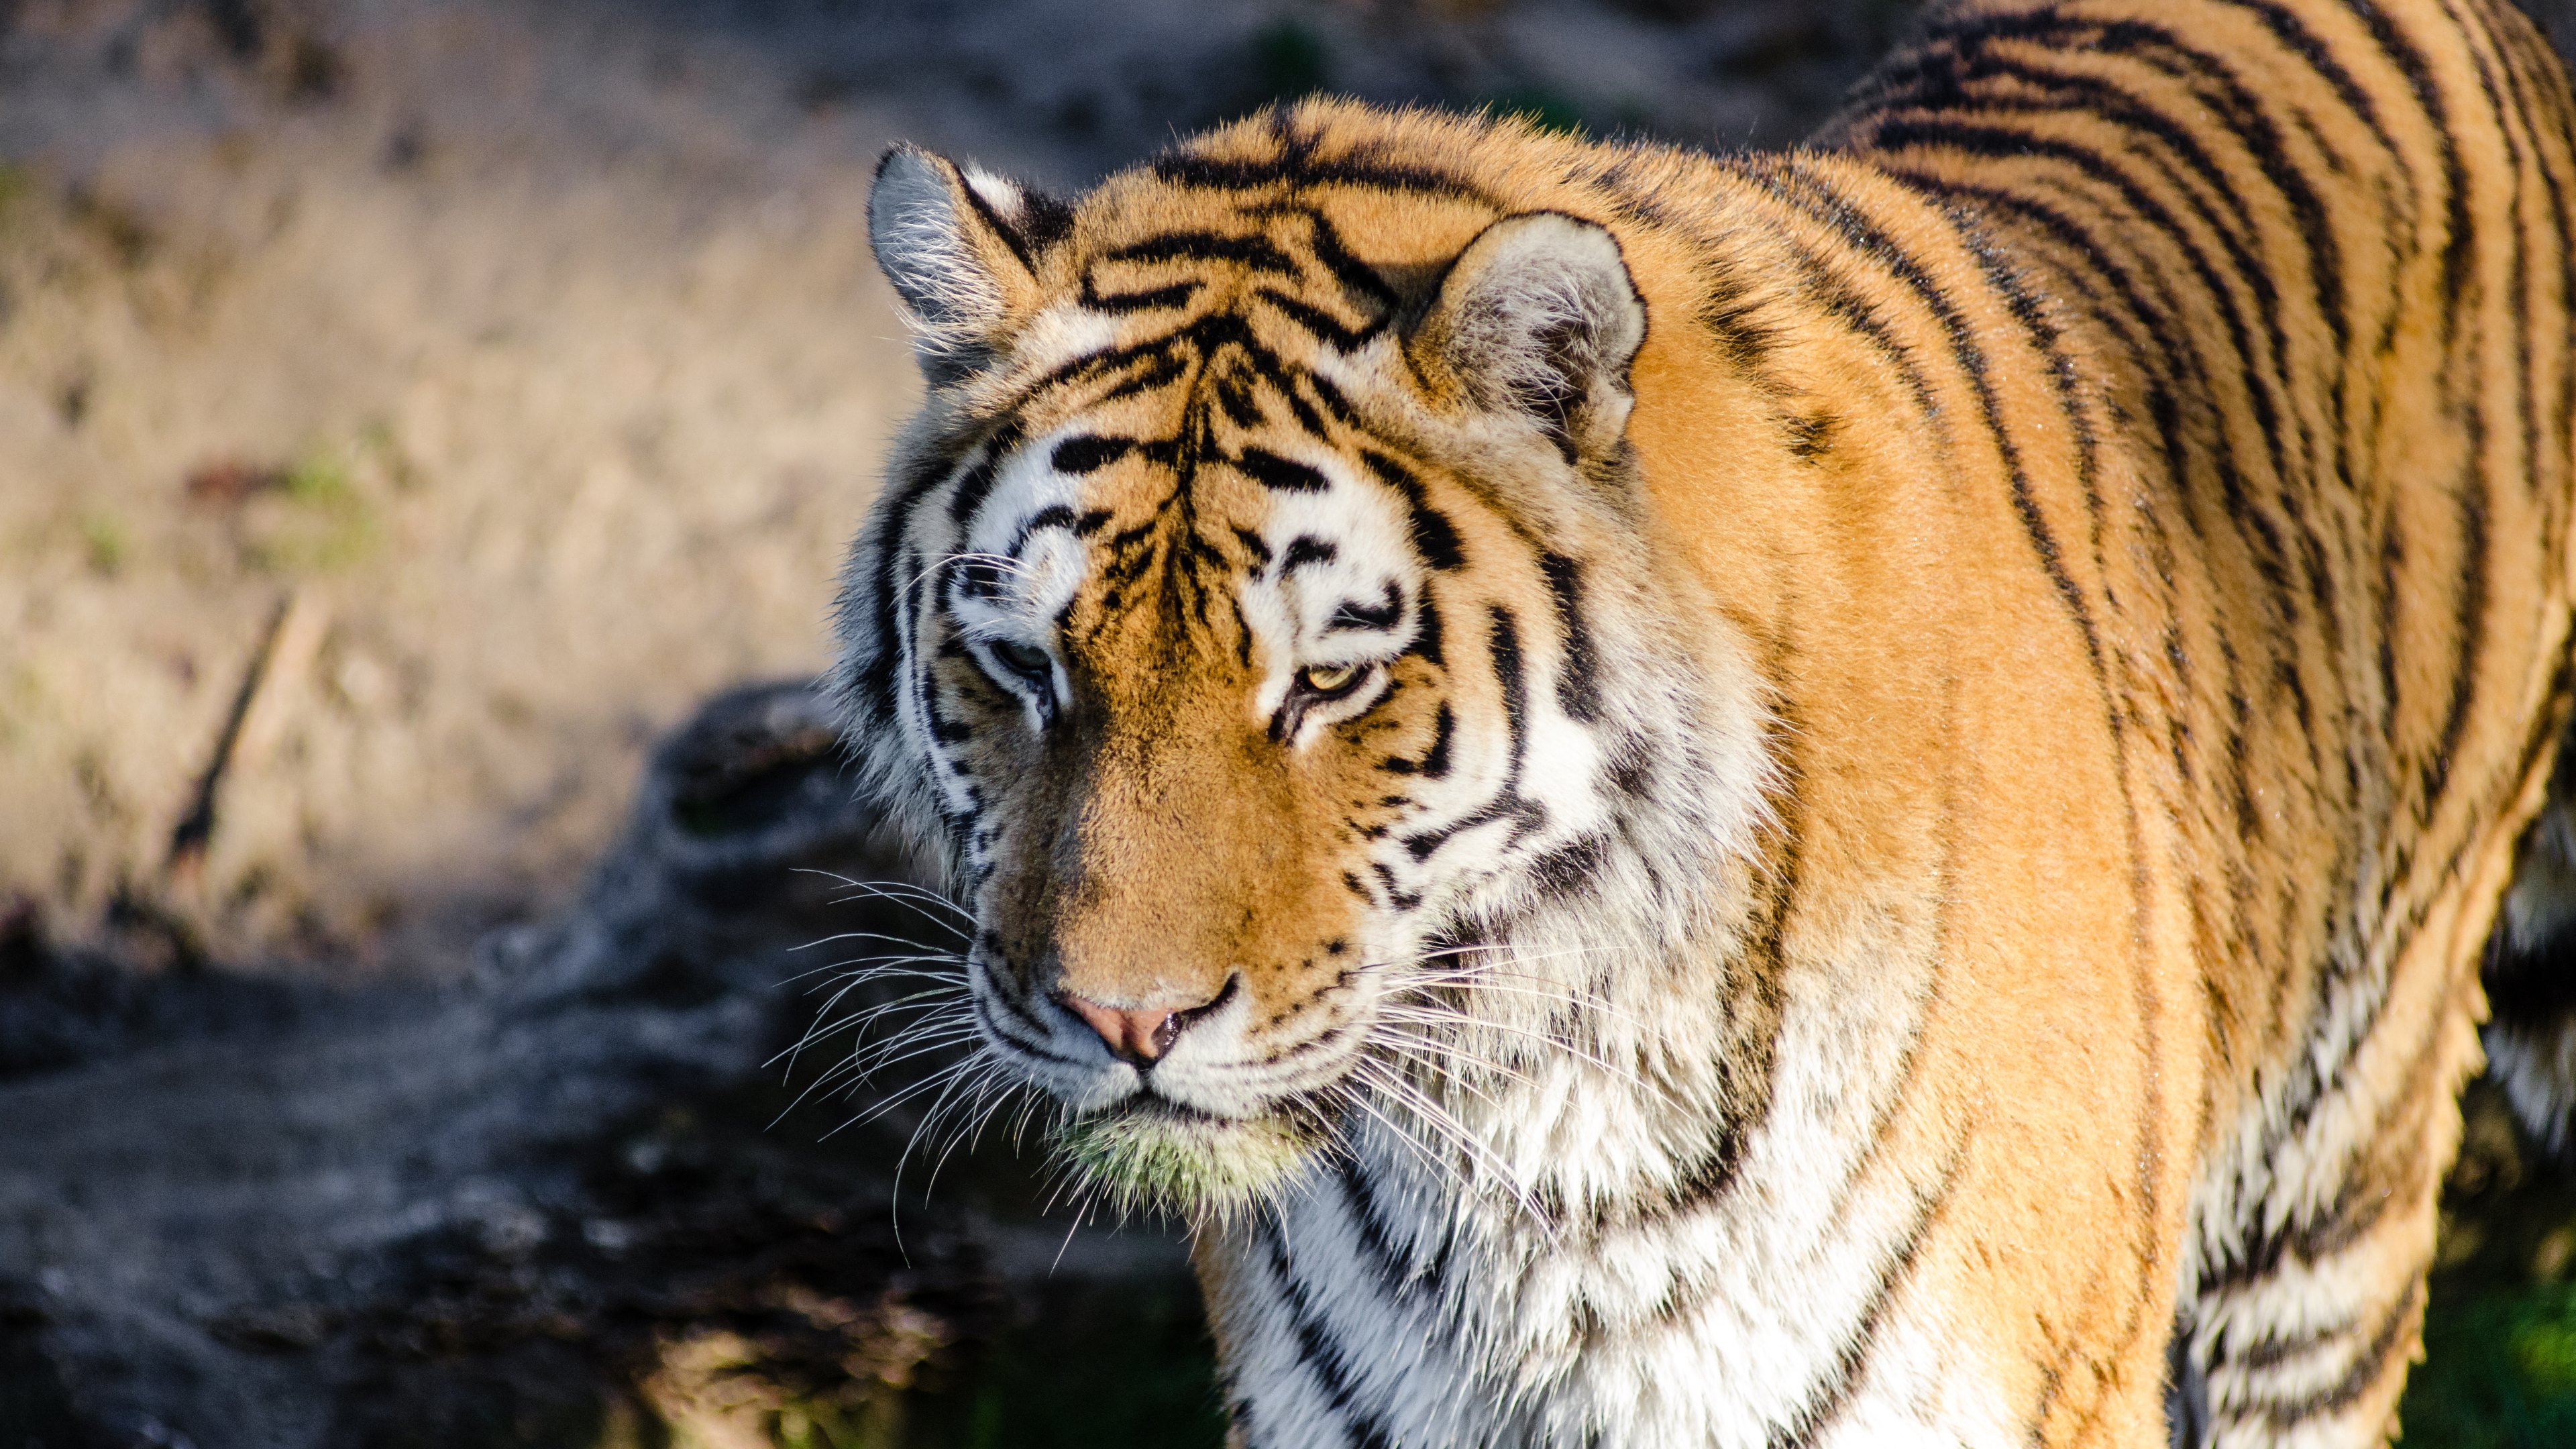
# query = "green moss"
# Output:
<box><xmin>282</xmin><ymin>449</ymin><xmax>355</xmax><ymax>506</ymax></box>
<box><xmin>78</xmin><ymin>513</ymin><xmax>127</xmax><ymax>576</ymax></box>
<box><xmin>244</xmin><ymin>445</ymin><xmax>379</xmax><ymax>573</ymax></box>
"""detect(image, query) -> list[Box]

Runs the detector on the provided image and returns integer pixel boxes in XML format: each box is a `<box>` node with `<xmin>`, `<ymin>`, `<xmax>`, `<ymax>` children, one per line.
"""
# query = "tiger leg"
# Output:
<box><xmin>2171</xmin><ymin>900</ymin><xmax>2505</xmax><ymax>1445</ymax></box>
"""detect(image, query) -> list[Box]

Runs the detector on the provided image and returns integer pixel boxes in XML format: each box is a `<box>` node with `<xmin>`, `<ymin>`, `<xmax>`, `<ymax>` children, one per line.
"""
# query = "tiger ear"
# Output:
<box><xmin>1406</xmin><ymin>212</ymin><xmax>1646</xmax><ymax>462</ymax></box>
<box><xmin>868</xmin><ymin>145</ymin><xmax>1073</xmax><ymax>382</ymax></box>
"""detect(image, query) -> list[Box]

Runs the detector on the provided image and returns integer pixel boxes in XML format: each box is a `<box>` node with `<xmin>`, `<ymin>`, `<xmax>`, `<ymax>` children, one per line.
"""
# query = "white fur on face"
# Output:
<box><xmin>1234</xmin><ymin>447</ymin><xmax>1420</xmax><ymax>736</ymax></box>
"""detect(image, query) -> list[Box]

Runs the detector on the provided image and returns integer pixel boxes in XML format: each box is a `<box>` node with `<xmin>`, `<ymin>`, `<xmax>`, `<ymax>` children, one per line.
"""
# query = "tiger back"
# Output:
<box><xmin>832</xmin><ymin>0</ymin><xmax>2576</xmax><ymax>1443</ymax></box>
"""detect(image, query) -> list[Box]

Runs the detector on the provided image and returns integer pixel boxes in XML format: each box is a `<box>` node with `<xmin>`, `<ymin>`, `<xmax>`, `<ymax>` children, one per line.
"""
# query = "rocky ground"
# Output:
<box><xmin>5</xmin><ymin>1</ymin><xmax>2576</xmax><ymax>1446</ymax></box>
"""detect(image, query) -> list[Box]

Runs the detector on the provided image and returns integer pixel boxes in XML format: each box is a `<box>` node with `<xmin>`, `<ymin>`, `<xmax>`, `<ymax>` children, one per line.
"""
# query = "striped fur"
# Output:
<box><xmin>830</xmin><ymin>1</ymin><xmax>2576</xmax><ymax>1444</ymax></box>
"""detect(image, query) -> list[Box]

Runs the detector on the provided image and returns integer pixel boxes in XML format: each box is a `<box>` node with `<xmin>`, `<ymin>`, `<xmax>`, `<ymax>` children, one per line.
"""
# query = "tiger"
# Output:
<box><xmin>826</xmin><ymin>0</ymin><xmax>2576</xmax><ymax>1442</ymax></box>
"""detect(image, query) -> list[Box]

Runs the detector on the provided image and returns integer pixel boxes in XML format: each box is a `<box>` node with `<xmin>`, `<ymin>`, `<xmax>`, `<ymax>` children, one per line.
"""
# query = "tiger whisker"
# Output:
<box><xmin>1349</xmin><ymin>1060</ymin><xmax>1559</xmax><ymax>1242</ymax></box>
<box><xmin>921</xmin><ymin>1066</ymin><xmax>1030</xmax><ymax>1201</ymax></box>
<box><xmin>896</xmin><ymin>549</ymin><xmax>1036</xmax><ymax>613</ymax></box>
<box><xmin>1360</xmin><ymin>1065</ymin><xmax>1561</xmax><ymax>1241</ymax></box>
<box><xmin>896</xmin><ymin>1053</ymin><xmax>1004</xmax><ymax>1206</ymax></box>
<box><xmin>841</xmin><ymin>1020</ymin><xmax>986</xmax><ymax>1080</ymax></box>
<box><xmin>1328</xmin><ymin>1078</ymin><xmax>1481</xmax><ymax>1214</ymax></box>
<box><xmin>1364</xmin><ymin>1026</ymin><xmax>1536</xmax><ymax>1099</ymax></box>
<box><xmin>772</xmin><ymin>989</ymin><xmax>971</xmax><ymax>1073</ymax></box>
<box><xmin>787</xmin><ymin>925</ymin><xmax>972</xmax><ymax>957</ymax></box>
<box><xmin>767</xmin><ymin>986</ymin><xmax>967</xmax><ymax>1075</ymax></box>
<box><xmin>1368</xmin><ymin>1005</ymin><xmax>1652</xmax><ymax>1091</ymax></box>
<box><xmin>794</xmin><ymin>871</ymin><xmax>975</xmax><ymax>927</ymax></box>
<box><xmin>826</xmin><ymin>1053</ymin><xmax>991</xmax><ymax>1140</ymax></box>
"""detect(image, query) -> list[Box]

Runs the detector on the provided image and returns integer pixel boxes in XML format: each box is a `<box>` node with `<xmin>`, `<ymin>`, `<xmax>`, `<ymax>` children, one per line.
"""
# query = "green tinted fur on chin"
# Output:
<box><xmin>1055</xmin><ymin>1108</ymin><xmax>1322</xmax><ymax>1223</ymax></box>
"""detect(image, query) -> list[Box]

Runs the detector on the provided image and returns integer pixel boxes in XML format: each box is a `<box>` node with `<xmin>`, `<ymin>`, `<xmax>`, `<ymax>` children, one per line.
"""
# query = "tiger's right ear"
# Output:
<box><xmin>1405</xmin><ymin>212</ymin><xmax>1646</xmax><ymax>464</ymax></box>
<box><xmin>867</xmin><ymin>145</ymin><xmax>1073</xmax><ymax>382</ymax></box>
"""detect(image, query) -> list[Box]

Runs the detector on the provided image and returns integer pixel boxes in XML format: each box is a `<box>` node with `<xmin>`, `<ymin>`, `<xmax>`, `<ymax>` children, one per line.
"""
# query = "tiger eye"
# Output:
<box><xmin>991</xmin><ymin>639</ymin><xmax>1053</xmax><ymax>681</ymax></box>
<box><xmin>1299</xmin><ymin>663</ymin><xmax>1364</xmax><ymax>696</ymax></box>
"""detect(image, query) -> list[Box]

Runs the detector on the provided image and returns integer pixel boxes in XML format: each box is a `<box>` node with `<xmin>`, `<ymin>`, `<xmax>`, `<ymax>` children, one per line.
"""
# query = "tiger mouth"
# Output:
<box><xmin>1053</xmin><ymin>1093</ymin><xmax>1332</xmax><ymax>1221</ymax></box>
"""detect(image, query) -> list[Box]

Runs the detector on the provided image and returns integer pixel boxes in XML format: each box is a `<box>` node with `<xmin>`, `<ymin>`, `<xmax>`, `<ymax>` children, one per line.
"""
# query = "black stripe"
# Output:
<box><xmin>947</xmin><ymin>446</ymin><xmax>1008</xmax><ymax>526</ymax></box>
<box><xmin>2251</xmin><ymin>1276</ymin><xmax>2424</xmax><ymax>1421</ymax></box>
<box><xmin>1104</xmin><ymin>229</ymin><xmax>1299</xmax><ymax>274</ymax></box>
<box><xmin>1359</xmin><ymin>451</ymin><xmax>1466</xmax><ymax>570</ymax></box>
<box><xmin>2345</xmin><ymin>0</ymin><xmax>2472</xmax><ymax>311</ymax></box>
<box><xmin>1762</xmin><ymin>1144</ymin><xmax>1964</xmax><ymax>1449</ymax></box>
<box><xmin>1014</xmin><ymin>185</ymin><xmax>1075</xmax><ymax>252</ymax></box>
<box><xmin>1527</xmin><ymin>837</ymin><xmax>1605</xmax><ymax>900</ymax></box>
<box><xmin>855</xmin><ymin>443</ymin><xmax>971</xmax><ymax>715</ymax></box>
<box><xmin>1283</xmin><ymin>537</ymin><xmax>1337</xmax><ymax>573</ymax></box>
<box><xmin>1081</xmin><ymin>276</ymin><xmax>1203</xmax><ymax>315</ymax></box>
<box><xmin>1489</xmin><ymin>606</ymin><xmax>1529</xmax><ymax>780</ymax></box>
<box><xmin>1407</xmin><ymin>596</ymin><xmax>1446</xmax><ymax>667</ymax></box>
<box><xmin>1258</xmin><ymin>1218</ymin><xmax>1398</xmax><ymax>1449</ymax></box>
<box><xmin>1329</xmin><ymin>582</ymin><xmax>1404</xmax><ymax>633</ymax></box>
<box><xmin>1331</xmin><ymin>1157</ymin><xmax>1419</xmax><ymax>1296</ymax></box>
<box><xmin>1395</xmin><ymin>610</ymin><xmax>1549</xmax><ymax>856</ymax></box>
<box><xmin>1420</xmin><ymin>702</ymin><xmax>1454</xmax><ymax>778</ymax></box>
<box><xmin>1258</xmin><ymin>286</ymin><xmax>1383</xmax><ymax>350</ymax></box>
<box><xmin>1233</xmin><ymin>525</ymin><xmax>1274</xmax><ymax>568</ymax></box>
<box><xmin>1051</xmin><ymin>435</ymin><xmax>1135</xmax><ymax>474</ymax></box>
<box><xmin>955</xmin><ymin>174</ymin><xmax>1040</xmax><ymax>272</ymax></box>
<box><xmin>1303</xmin><ymin>208</ymin><xmax>1401</xmax><ymax>312</ymax></box>
<box><xmin>1381</xmin><ymin>702</ymin><xmax>1453</xmax><ymax>778</ymax></box>
<box><xmin>1152</xmin><ymin>116</ymin><xmax>1487</xmax><ymax>204</ymax></box>
<box><xmin>1014</xmin><ymin>505</ymin><xmax>1079</xmax><ymax>549</ymax></box>
<box><xmin>2422</xmin><ymin>413</ymin><xmax>2489</xmax><ymax>806</ymax></box>
<box><xmin>1237</xmin><ymin>447</ymin><xmax>1333</xmax><ymax>492</ymax></box>
<box><xmin>1538</xmin><ymin>552</ymin><xmax>1605</xmax><ymax>723</ymax></box>
<box><xmin>1301</xmin><ymin>370</ymin><xmax>1362</xmax><ymax>430</ymax></box>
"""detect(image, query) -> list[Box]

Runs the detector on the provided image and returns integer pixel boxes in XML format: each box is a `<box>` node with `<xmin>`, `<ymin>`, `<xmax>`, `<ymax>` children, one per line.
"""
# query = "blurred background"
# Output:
<box><xmin>2</xmin><ymin>1</ymin><xmax>2574</xmax><ymax>1445</ymax></box>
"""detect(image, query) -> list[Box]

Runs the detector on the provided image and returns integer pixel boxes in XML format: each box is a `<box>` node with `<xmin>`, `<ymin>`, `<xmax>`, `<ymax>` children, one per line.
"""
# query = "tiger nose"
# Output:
<box><xmin>1060</xmin><ymin>992</ymin><xmax>1203</xmax><ymax>1067</ymax></box>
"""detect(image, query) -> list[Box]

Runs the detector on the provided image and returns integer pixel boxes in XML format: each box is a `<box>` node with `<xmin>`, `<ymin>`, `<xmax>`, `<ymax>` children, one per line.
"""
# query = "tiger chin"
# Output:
<box><xmin>829</xmin><ymin>1</ymin><xmax>2576</xmax><ymax>1444</ymax></box>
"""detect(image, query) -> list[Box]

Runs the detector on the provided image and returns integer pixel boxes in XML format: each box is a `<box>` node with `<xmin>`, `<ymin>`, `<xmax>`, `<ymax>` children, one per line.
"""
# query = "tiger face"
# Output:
<box><xmin>834</xmin><ymin>140</ymin><xmax>1759</xmax><ymax>1216</ymax></box>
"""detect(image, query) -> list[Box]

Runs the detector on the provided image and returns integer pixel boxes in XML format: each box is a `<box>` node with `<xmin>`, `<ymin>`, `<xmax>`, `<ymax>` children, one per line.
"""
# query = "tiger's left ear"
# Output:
<box><xmin>868</xmin><ymin>145</ymin><xmax>1075</xmax><ymax>382</ymax></box>
<box><xmin>1406</xmin><ymin>212</ymin><xmax>1647</xmax><ymax>462</ymax></box>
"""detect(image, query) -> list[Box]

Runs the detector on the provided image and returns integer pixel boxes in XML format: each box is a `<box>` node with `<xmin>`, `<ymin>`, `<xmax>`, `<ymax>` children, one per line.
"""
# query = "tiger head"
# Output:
<box><xmin>833</xmin><ymin>111</ymin><xmax>1770</xmax><ymax>1218</ymax></box>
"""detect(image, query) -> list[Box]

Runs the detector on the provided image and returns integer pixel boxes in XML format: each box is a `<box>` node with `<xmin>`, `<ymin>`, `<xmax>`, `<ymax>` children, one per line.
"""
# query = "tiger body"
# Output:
<box><xmin>832</xmin><ymin>0</ymin><xmax>2576</xmax><ymax>1444</ymax></box>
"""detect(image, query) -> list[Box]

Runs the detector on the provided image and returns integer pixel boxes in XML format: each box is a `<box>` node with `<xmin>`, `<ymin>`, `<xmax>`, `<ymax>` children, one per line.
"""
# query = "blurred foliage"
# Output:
<box><xmin>2399</xmin><ymin>1082</ymin><xmax>2576</xmax><ymax>1445</ymax></box>
<box><xmin>1248</xmin><ymin>19</ymin><xmax>1331</xmax><ymax>106</ymax></box>
<box><xmin>1482</xmin><ymin>86</ymin><xmax>1591</xmax><ymax>137</ymax></box>
<box><xmin>2406</xmin><ymin>1284</ymin><xmax>2576</xmax><ymax>1446</ymax></box>
<box><xmin>899</xmin><ymin>1276</ymin><xmax>1224</xmax><ymax>1449</ymax></box>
